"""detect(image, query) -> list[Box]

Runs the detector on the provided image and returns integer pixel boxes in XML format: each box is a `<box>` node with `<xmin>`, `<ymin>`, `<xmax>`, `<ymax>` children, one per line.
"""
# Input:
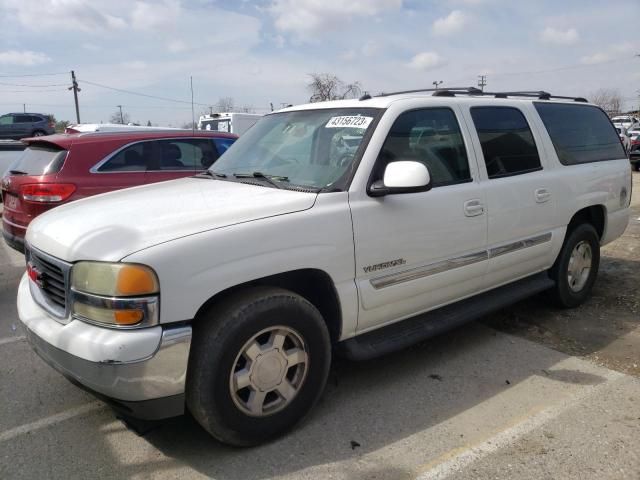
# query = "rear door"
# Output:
<box><xmin>462</xmin><ymin>104</ymin><xmax>556</xmax><ymax>287</ymax></box>
<box><xmin>12</xmin><ymin>115</ymin><xmax>34</xmax><ymax>138</ymax></box>
<box><xmin>83</xmin><ymin>140</ymin><xmax>153</xmax><ymax>197</ymax></box>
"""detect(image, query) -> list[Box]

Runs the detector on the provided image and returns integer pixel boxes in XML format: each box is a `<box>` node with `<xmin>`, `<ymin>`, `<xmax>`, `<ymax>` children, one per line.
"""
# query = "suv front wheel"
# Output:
<box><xmin>549</xmin><ymin>223</ymin><xmax>600</xmax><ymax>308</ymax></box>
<box><xmin>186</xmin><ymin>287</ymin><xmax>331</xmax><ymax>446</ymax></box>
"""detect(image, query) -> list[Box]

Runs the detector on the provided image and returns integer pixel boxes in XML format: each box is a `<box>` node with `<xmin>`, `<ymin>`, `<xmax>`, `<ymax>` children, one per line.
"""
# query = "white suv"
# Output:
<box><xmin>17</xmin><ymin>88</ymin><xmax>631</xmax><ymax>446</ymax></box>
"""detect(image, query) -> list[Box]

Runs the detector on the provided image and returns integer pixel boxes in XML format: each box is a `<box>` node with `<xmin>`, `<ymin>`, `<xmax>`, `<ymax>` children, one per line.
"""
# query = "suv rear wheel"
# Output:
<box><xmin>186</xmin><ymin>287</ymin><xmax>331</xmax><ymax>446</ymax></box>
<box><xmin>549</xmin><ymin>223</ymin><xmax>600</xmax><ymax>308</ymax></box>
<box><xmin>31</xmin><ymin>130</ymin><xmax>46</xmax><ymax>137</ymax></box>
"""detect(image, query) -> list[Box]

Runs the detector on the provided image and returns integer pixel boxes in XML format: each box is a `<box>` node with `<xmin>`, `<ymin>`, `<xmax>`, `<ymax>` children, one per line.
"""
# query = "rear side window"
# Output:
<box><xmin>534</xmin><ymin>103</ymin><xmax>626</xmax><ymax>165</ymax></box>
<box><xmin>470</xmin><ymin>107</ymin><xmax>541</xmax><ymax>179</ymax></box>
<box><xmin>98</xmin><ymin>141</ymin><xmax>153</xmax><ymax>172</ymax></box>
<box><xmin>30</xmin><ymin>115</ymin><xmax>44</xmax><ymax>123</ymax></box>
<box><xmin>13</xmin><ymin>115</ymin><xmax>32</xmax><ymax>123</ymax></box>
<box><xmin>8</xmin><ymin>145</ymin><xmax>67</xmax><ymax>175</ymax></box>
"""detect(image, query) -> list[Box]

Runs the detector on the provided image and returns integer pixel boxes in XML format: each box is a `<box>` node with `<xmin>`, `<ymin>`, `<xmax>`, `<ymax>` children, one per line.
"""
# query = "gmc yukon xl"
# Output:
<box><xmin>17</xmin><ymin>88</ymin><xmax>631</xmax><ymax>446</ymax></box>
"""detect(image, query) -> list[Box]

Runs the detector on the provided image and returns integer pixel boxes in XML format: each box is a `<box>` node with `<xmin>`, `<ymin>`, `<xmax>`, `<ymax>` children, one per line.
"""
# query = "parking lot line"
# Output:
<box><xmin>414</xmin><ymin>369</ymin><xmax>624</xmax><ymax>480</ymax></box>
<box><xmin>0</xmin><ymin>401</ymin><xmax>104</xmax><ymax>443</ymax></box>
<box><xmin>0</xmin><ymin>335</ymin><xmax>25</xmax><ymax>346</ymax></box>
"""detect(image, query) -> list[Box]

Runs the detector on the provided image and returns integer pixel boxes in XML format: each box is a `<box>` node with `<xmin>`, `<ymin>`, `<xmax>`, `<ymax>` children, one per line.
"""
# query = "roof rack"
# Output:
<box><xmin>365</xmin><ymin>87</ymin><xmax>588</xmax><ymax>103</ymax></box>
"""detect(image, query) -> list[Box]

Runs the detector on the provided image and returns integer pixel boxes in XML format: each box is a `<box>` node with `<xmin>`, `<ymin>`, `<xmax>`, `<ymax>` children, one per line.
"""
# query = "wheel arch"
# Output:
<box><xmin>566</xmin><ymin>204</ymin><xmax>605</xmax><ymax>241</ymax></box>
<box><xmin>193</xmin><ymin>268</ymin><xmax>343</xmax><ymax>343</ymax></box>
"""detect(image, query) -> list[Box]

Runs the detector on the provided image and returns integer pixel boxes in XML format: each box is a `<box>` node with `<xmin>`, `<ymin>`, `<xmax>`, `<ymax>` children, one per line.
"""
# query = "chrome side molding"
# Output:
<box><xmin>370</xmin><ymin>232</ymin><xmax>553</xmax><ymax>290</ymax></box>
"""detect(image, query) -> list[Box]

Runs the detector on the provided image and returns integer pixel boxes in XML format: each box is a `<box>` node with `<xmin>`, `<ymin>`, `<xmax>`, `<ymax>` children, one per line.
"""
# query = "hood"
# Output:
<box><xmin>26</xmin><ymin>178</ymin><xmax>317</xmax><ymax>261</ymax></box>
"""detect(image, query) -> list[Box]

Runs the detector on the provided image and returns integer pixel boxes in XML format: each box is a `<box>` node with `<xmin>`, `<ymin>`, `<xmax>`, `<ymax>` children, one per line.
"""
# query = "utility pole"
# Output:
<box><xmin>23</xmin><ymin>104</ymin><xmax>26</xmax><ymax>113</ymax></box>
<box><xmin>117</xmin><ymin>105</ymin><xmax>124</xmax><ymax>124</ymax></box>
<box><xmin>69</xmin><ymin>70</ymin><xmax>81</xmax><ymax>123</ymax></box>
<box><xmin>478</xmin><ymin>75</ymin><xmax>487</xmax><ymax>92</ymax></box>
<box><xmin>208</xmin><ymin>106</ymin><xmax>214</xmax><ymax>115</ymax></box>
<box><xmin>432</xmin><ymin>80</ymin><xmax>443</xmax><ymax>90</ymax></box>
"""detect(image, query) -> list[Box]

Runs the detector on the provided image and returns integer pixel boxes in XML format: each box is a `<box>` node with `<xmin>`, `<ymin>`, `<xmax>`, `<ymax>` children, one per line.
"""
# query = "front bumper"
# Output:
<box><xmin>17</xmin><ymin>273</ymin><xmax>192</xmax><ymax>420</ymax></box>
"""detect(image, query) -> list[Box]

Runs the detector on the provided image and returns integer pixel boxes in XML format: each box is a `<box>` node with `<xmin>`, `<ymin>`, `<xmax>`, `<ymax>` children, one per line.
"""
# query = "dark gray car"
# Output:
<box><xmin>0</xmin><ymin>113</ymin><xmax>55</xmax><ymax>140</ymax></box>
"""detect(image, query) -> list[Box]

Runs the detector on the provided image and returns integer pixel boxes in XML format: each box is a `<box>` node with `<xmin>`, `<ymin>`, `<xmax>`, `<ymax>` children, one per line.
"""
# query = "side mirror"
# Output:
<box><xmin>369</xmin><ymin>161</ymin><xmax>432</xmax><ymax>197</ymax></box>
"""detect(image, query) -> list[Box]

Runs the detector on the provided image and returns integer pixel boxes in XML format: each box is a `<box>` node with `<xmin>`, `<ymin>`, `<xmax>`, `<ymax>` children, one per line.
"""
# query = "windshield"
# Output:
<box><xmin>210</xmin><ymin>108</ymin><xmax>380</xmax><ymax>190</ymax></box>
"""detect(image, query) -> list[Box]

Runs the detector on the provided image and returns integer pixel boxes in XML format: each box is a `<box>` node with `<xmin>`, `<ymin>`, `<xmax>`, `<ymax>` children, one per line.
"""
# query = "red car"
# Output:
<box><xmin>1</xmin><ymin>130</ymin><xmax>237</xmax><ymax>252</ymax></box>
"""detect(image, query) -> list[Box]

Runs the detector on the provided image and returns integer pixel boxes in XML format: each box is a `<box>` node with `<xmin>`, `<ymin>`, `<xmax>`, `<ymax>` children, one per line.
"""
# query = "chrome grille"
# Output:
<box><xmin>26</xmin><ymin>246</ymin><xmax>72</xmax><ymax>321</ymax></box>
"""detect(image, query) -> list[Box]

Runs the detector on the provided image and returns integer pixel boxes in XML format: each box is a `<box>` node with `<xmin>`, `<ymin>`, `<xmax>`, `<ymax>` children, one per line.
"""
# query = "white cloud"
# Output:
<box><xmin>407</xmin><ymin>52</ymin><xmax>446</xmax><ymax>70</ymax></box>
<box><xmin>0</xmin><ymin>50</ymin><xmax>52</xmax><ymax>66</ymax></box>
<box><xmin>167</xmin><ymin>40</ymin><xmax>188</xmax><ymax>53</ymax></box>
<box><xmin>131</xmin><ymin>0</ymin><xmax>180</xmax><ymax>31</ymax></box>
<box><xmin>580</xmin><ymin>52</ymin><xmax>609</xmax><ymax>65</ymax></box>
<box><xmin>4</xmin><ymin>0</ymin><xmax>126</xmax><ymax>31</ymax></box>
<box><xmin>432</xmin><ymin>10</ymin><xmax>468</xmax><ymax>36</ymax></box>
<box><xmin>268</xmin><ymin>0</ymin><xmax>402</xmax><ymax>39</ymax></box>
<box><xmin>540</xmin><ymin>26</ymin><xmax>579</xmax><ymax>45</ymax></box>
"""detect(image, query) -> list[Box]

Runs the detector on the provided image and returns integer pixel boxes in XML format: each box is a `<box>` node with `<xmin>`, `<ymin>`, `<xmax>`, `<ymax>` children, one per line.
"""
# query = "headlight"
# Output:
<box><xmin>70</xmin><ymin>262</ymin><xmax>160</xmax><ymax>328</ymax></box>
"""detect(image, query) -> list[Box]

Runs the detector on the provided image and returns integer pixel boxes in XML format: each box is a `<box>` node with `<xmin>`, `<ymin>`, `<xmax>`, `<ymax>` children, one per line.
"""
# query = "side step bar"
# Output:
<box><xmin>340</xmin><ymin>272</ymin><xmax>555</xmax><ymax>361</ymax></box>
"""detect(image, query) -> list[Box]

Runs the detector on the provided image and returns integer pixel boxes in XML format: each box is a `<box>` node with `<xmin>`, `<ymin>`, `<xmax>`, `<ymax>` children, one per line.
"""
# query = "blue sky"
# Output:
<box><xmin>0</xmin><ymin>0</ymin><xmax>638</xmax><ymax>126</ymax></box>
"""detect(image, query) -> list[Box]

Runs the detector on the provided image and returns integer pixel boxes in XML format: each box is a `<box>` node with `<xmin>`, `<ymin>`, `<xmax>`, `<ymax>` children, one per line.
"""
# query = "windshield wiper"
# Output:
<box><xmin>233</xmin><ymin>172</ymin><xmax>289</xmax><ymax>189</ymax></box>
<box><xmin>195</xmin><ymin>170</ymin><xmax>227</xmax><ymax>179</ymax></box>
<box><xmin>8</xmin><ymin>169</ymin><xmax>28</xmax><ymax>175</ymax></box>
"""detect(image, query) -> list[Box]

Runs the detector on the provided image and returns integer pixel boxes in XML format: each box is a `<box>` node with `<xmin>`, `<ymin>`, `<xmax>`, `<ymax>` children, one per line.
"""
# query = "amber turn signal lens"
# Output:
<box><xmin>116</xmin><ymin>265</ymin><xmax>159</xmax><ymax>296</ymax></box>
<box><xmin>114</xmin><ymin>309</ymin><xmax>144</xmax><ymax>325</ymax></box>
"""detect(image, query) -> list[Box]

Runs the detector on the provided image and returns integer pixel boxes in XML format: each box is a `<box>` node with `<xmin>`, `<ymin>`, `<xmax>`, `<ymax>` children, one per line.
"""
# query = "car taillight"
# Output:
<box><xmin>21</xmin><ymin>183</ymin><xmax>76</xmax><ymax>203</ymax></box>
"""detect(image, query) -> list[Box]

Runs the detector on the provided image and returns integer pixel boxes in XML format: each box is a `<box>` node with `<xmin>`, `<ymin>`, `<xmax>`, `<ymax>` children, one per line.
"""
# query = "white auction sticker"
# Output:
<box><xmin>325</xmin><ymin>116</ymin><xmax>373</xmax><ymax>129</ymax></box>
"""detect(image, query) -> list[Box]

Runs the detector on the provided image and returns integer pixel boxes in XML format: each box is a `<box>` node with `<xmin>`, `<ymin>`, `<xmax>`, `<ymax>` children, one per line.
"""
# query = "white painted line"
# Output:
<box><xmin>0</xmin><ymin>335</ymin><xmax>25</xmax><ymax>346</ymax></box>
<box><xmin>415</xmin><ymin>370</ymin><xmax>624</xmax><ymax>480</ymax></box>
<box><xmin>0</xmin><ymin>402</ymin><xmax>104</xmax><ymax>443</ymax></box>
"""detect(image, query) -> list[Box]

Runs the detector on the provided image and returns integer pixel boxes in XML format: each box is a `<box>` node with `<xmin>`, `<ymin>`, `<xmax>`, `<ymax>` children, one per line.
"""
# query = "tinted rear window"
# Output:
<box><xmin>534</xmin><ymin>103</ymin><xmax>625</xmax><ymax>165</ymax></box>
<box><xmin>8</xmin><ymin>144</ymin><xmax>68</xmax><ymax>175</ymax></box>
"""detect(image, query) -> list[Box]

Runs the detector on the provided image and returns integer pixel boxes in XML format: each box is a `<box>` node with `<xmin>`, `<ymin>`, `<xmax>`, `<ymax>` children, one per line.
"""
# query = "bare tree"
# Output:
<box><xmin>590</xmin><ymin>88</ymin><xmax>623</xmax><ymax>116</ymax></box>
<box><xmin>109</xmin><ymin>110</ymin><xmax>130</xmax><ymax>124</ymax></box>
<box><xmin>216</xmin><ymin>97</ymin><xmax>235</xmax><ymax>112</ymax></box>
<box><xmin>307</xmin><ymin>73</ymin><xmax>362</xmax><ymax>102</ymax></box>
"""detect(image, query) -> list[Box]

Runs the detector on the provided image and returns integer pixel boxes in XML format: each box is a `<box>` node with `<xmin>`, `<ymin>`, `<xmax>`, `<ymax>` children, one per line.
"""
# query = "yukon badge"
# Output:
<box><xmin>363</xmin><ymin>258</ymin><xmax>406</xmax><ymax>274</ymax></box>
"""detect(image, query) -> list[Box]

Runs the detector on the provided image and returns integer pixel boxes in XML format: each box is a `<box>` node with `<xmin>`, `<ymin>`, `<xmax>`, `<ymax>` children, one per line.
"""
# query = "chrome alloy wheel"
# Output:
<box><xmin>567</xmin><ymin>240</ymin><xmax>592</xmax><ymax>292</ymax></box>
<box><xmin>229</xmin><ymin>326</ymin><xmax>309</xmax><ymax>417</ymax></box>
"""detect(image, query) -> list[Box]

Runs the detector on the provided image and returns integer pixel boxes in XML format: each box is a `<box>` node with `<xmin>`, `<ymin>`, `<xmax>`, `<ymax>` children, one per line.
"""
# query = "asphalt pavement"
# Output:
<box><xmin>1</xmin><ymin>167</ymin><xmax>639</xmax><ymax>479</ymax></box>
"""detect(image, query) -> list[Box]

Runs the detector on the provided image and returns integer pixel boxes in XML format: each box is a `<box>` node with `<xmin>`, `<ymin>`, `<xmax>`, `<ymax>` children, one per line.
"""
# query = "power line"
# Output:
<box><xmin>78</xmin><ymin>78</ymin><xmax>213</xmax><ymax>107</ymax></box>
<box><xmin>0</xmin><ymin>81</ymin><xmax>69</xmax><ymax>87</ymax></box>
<box><xmin>0</xmin><ymin>72</ymin><xmax>69</xmax><ymax>78</ymax></box>
<box><xmin>0</xmin><ymin>88</ymin><xmax>68</xmax><ymax>93</ymax></box>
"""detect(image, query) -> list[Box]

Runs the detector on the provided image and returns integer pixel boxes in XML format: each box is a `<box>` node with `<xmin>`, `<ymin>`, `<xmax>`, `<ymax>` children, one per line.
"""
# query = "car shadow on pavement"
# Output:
<box><xmin>139</xmin><ymin>321</ymin><xmax>608</xmax><ymax>480</ymax></box>
<box><xmin>483</xmin><ymin>257</ymin><xmax>640</xmax><ymax>376</ymax></box>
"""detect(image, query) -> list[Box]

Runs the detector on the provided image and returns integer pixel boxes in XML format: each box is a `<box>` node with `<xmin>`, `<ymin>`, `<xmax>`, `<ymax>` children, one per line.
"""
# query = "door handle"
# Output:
<box><xmin>535</xmin><ymin>188</ymin><xmax>551</xmax><ymax>203</ymax></box>
<box><xmin>464</xmin><ymin>199</ymin><xmax>484</xmax><ymax>217</ymax></box>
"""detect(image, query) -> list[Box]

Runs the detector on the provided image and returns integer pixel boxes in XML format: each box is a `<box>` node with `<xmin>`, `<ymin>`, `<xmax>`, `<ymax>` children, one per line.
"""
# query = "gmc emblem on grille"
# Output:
<box><xmin>27</xmin><ymin>263</ymin><xmax>46</xmax><ymax>289</ymax></box>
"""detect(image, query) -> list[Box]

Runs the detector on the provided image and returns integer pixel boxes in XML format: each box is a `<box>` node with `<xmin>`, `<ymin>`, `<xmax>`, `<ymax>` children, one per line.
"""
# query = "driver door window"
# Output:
<box><xmin>376</xmin><ymin>108</ymin><xmax>471</xmax><ymax>187</ymax></box>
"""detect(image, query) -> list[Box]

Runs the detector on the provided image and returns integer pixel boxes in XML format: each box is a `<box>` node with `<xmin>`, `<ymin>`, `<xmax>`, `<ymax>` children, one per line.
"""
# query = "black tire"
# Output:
<box><xmin>186</xmin><ymin>287</ymin><xmax>331</xmax><ymax>446</ymax></box>
<box><xmin>31</xmin><ymin>130</ymin><xmax>46</xmax><ymax>137</ymax></box>
<box><xmin>548</xmin><ymin>223</ymin><xmax>600</xmax><ymax>308</ymax></box>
